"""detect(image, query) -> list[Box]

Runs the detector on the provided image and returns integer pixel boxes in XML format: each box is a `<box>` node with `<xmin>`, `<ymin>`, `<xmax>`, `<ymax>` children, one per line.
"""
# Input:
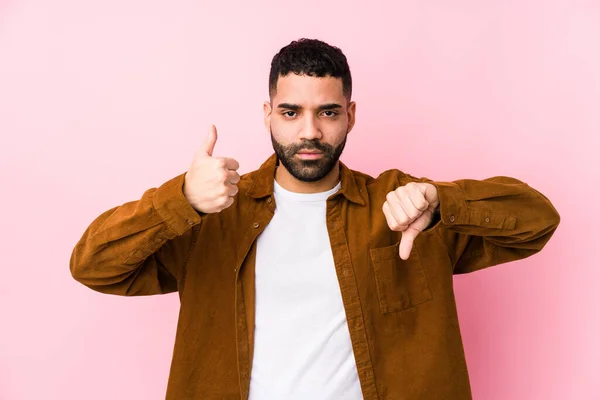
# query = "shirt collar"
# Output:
<box><xmin>246</xmin><ymin>152</ymin><xmax>366</xmax><ymax>206</ymax></box>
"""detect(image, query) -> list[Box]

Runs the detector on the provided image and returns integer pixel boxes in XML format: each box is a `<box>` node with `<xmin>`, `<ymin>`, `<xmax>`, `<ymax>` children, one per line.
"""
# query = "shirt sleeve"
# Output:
<box><xmin>404</xmin><ymin>174</ymin><xmax>561</xmax><ymax>275</ymax></box>
<box><xmin>69</xmin><ymin>172</ymin><xmax>204</xmax><ymax>295</ymax></box>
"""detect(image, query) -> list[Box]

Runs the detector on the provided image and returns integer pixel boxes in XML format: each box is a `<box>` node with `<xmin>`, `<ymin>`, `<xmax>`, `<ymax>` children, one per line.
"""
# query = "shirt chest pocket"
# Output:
<box><xmin>369</xmin><ymin>242</ymin><xmax>433</xmax><ymax>314</ymax></box>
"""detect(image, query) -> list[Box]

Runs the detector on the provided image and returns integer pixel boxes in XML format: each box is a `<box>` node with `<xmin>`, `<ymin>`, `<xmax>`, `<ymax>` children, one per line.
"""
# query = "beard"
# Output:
<box><xmin>270</xmin><ymin>124</ymin><xmax>348</xmax><ymax>183</ymax></box>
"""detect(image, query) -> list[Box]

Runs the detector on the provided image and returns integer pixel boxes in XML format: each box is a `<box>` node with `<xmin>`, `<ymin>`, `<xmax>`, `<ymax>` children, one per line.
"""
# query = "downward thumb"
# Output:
<box><xmin>399</xmin><ymin>230</ymin><xmax>417</xmax><ymax>260</ymax></box>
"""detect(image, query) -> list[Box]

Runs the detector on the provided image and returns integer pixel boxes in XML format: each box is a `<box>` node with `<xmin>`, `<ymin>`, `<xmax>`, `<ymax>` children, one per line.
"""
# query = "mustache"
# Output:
<box><xmin>268</xmin><ymin>125</ymin><xmax>341</xmax><ymax>155</ymax></box>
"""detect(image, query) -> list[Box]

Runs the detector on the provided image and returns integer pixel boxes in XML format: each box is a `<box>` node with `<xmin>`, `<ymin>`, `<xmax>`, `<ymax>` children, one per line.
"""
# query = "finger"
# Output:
<box><xmin>227</xmin><ymin>170</ymin><xmax>241</xmax><ymax>184</ymax></box>
<box><xmin>223</xmin><ymin>157</ymin><xmax>240</xmax><ymax>171</ymax></box>
<box><xmin>399</xmin><ymin>228</ymin><xmax>418</xmax><ymax>260</ymax></box>
<box><xmin>225</xmin><ymin>181</ymin><xmax>239</xmax><ymax>196</ymax></box>
<box><xmin>385</xmin><ymin>191</ymin><xmax>410</xmax><ymax>230</ymax></box>
<box><xmin>382</xmin><ymin>201</ymin><xmax>401</xmax><ymax>230</ymax></box>
<box><xmin>404</xmin><ymin>183</ymin><xmax>430</xmax><ymax>214</ymax></box>
<box><xmin>383</xmin><ymin>200</ymin><xmax>410</xmax><ymax>231</ymax></box>
<box><xmin>422</xmin><ymin>182</ymin><xmax>439</xmax><ymax>208</ymax></box>
<box><xmin>408</xmin><ymin>209</ymin><xmax>435</xmax><ymax>232</ymax></box>
<box><xmin>396</xmin><ymin>186</ymin><xmax>425</xmax><ymax>221</ymax></box>
<box><xmin>200</xmin><ymin>124</ymin><xmax>218</xmax><ymax>157</ymax></box>
<box><xmin>219</xmin><ymin>195</ymin><xmax>235</xmax><ymax>211</ymax></box>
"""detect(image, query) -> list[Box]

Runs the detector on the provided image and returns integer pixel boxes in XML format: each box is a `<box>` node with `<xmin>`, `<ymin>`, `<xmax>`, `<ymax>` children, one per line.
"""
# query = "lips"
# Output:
<box><xmin>297</xmin><ymin>151</ymin><xmax>324</xmax><ymax>159</ymax></box>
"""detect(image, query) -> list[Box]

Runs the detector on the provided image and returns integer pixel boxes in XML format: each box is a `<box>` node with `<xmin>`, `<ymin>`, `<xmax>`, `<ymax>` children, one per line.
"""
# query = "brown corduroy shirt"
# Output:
<box><xmin>70</xmin><ymin>152</ymin><xmax>560</xmax><ymax>399</ymax></box>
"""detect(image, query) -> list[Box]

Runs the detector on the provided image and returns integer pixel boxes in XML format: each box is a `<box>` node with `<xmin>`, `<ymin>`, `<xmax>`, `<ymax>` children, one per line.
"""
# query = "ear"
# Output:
<box><xmin>347</xmin><ymin>101</ymin><xmax>356</xmax><ymax>134</ymax></box>
<box><xmin>263</xmin><ymin>101</ymin><xmax>272</xmax><ymax>131</ymax></box>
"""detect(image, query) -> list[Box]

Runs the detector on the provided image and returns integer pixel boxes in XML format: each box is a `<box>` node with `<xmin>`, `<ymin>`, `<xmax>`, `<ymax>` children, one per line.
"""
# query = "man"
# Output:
<box><xmin>70</xmin><ymin>38</ymin><xmax>561</xmax><ymax>400</ymax></box>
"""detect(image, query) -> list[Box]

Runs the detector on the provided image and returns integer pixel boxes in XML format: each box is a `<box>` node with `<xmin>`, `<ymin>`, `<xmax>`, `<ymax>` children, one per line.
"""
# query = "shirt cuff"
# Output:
<box><xmin>430</xmin><ymin>181</ymin><xmax>516</xmax><ymax>229</ymax></box>
<box><xmin>430</xmin><ymin>181</ymin><xmax>469</xmax><ymax>226</ymax></box>
<box><xmin>153</xmin><ymin>172</ymin><xmax>204</xmax><ymax>236</ymax></box>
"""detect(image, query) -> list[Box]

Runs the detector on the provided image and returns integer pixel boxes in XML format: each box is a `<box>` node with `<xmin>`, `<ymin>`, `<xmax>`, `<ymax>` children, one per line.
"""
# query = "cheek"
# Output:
<box><xmin>271</xmin><ymin>119</ymin><xmax>297</xmax><ymax>138</ymax></box>
<box><xmin>324</xmin><ymin>124</ymin><xmax>348</xmax><ymax>143</ymax></box>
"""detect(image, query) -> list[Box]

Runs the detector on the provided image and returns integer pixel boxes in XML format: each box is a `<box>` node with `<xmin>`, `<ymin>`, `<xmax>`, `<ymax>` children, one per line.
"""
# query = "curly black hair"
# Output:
<box><xmin>268</xmin><ymin>38</ymin><xmax>352</xmax><ymax>101</ymax></box>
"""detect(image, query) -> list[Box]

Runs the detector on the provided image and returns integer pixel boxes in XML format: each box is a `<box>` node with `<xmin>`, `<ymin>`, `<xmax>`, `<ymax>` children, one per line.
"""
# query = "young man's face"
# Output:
<box><xmin>264</xmin><ymin>73</ymin><xmax>356</xmax><ymax>183</ymax></box>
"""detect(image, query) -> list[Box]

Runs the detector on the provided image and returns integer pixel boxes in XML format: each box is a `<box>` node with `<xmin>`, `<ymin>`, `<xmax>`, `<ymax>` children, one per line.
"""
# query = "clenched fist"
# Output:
<box><xmin>382</xmin><ymin>182</ymin><xmax>439</xmax><ymax>260</ymax></box>
<box><xmin>183</xmin><ymin>124</ymin><xmax>241</xmax><ymax>214</ymax></box>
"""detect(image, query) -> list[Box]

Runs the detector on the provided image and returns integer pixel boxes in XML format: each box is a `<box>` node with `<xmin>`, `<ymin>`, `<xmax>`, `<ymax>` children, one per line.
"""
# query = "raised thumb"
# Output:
<box><xmin>200</xmin><ymin>124</ymin><xmax>218</xmax><ymax>156</ymax></box>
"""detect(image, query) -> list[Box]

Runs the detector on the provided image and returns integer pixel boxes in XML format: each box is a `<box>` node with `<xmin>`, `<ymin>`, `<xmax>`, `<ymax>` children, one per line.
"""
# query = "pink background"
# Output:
<box><xmin>1</xmin><ymin>1</ymin><xmax>598</xmax><ymax>399</ymax></box>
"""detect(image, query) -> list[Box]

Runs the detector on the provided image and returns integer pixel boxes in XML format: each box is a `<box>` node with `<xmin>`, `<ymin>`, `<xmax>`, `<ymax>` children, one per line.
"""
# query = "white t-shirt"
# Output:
<box><xmin>248</xmin><ymin>178</ymin><xmax>363</xmax><ymax>400</ymax></box>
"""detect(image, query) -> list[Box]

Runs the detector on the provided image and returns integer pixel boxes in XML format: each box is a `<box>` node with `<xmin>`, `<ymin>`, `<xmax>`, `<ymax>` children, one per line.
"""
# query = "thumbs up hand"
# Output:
<box><xmin>382</xmin><ymin>182</ymin><xmax>439</xmax><ymax>260</ymax></box>
<box><xmin>183</xmin><ymin>124</ymin><xmax>241</xmax><ymax>214</ymax></box>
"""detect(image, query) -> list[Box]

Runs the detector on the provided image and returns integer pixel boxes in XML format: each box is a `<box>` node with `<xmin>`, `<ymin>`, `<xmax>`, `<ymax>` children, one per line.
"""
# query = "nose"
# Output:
<box><xmin>299</xmin><ymin>115</ymin><xmax>322</xmax><ymax>141</ymax></box>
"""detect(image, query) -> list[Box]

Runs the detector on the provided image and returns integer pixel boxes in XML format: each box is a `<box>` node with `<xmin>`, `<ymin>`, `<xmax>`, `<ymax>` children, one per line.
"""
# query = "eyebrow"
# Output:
<box><xmin>277</xmin><ymin>103</ymin><xmax>343</xmax><ymax>111</ymax></box>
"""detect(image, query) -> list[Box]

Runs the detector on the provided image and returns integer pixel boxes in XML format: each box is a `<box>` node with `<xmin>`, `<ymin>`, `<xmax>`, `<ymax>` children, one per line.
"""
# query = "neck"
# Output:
<box><xmin>274</xmin><ymin>161</ymin><xmax>340</xmax><ymax>194</ymax></box>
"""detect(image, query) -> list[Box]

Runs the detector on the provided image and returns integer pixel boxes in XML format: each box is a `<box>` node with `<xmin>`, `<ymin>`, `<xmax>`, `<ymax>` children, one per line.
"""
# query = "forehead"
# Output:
<box><xmin>273</xmin><ymin>73</ymin><xmax>345</xmax><ymax>106</ymax></box>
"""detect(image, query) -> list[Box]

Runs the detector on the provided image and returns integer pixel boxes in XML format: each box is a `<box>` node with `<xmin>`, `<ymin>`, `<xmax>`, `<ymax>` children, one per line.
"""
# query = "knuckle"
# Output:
<box><xmin>221</xmin><ymin>198</ymin><xmax>233</xmax><ymax>210</ymax></box>
<box><xmin>217</xmin><ymin>171</ymin><xmax>228</xmax><ymax>183</ymax></box>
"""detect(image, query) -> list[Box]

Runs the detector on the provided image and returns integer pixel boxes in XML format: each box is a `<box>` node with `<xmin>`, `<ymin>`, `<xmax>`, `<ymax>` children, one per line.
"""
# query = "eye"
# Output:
<box><xmin>322</xmin><ymin>110</ymin><xmax>338</xmax><ymax>117</ymax></box>
<box><xmin>283</xmin><ymin>111</ymin><xmax>297</xmax><ymax>118</ymax></box>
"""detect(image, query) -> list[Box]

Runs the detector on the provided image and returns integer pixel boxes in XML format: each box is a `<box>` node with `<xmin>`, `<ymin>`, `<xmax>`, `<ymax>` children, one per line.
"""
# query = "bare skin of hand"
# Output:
<box><xmin>183</xmin><ymin>124</ymin><xmax>241</xmax><ymax>214</ymax></box>
<box><xmin>382</xmin><ymin>182</ymin><xmax>439</xmax><ymax>260</ymax></box>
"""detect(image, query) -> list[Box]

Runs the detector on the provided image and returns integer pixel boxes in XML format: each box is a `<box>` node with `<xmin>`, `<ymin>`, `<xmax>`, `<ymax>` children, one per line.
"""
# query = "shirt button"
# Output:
<box><xmin>484</xmin><ymin>217</ymin><xmax>490</xmax><ymax>223</ymax></box>
<box><xmin>267</xmin><ymin>197</ymin><xmax>272</xmax><ymax>203</ymax></box>
<box><xmin>449</xmin><ymin>215</ymin><xmax>455</xmax><ymax>223</ymax></box>
<box><xmin>253</xmin><ymin>222</ymin><xmax>260</xmax><ymax>228</ymax></box>
<box><xmin>342</xmin><ymin>268</ymin><xmax>351</xmax><ymax>277</ymax></box>
<box><xmin>186</xmin><ymin>219</ymin><xmax>194</xmax><ymax>225</ymax></box>
<box><xmin>155</xmin><ymin>237</ymin><xmax>163</xmax><ymax>242</ymax></box>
